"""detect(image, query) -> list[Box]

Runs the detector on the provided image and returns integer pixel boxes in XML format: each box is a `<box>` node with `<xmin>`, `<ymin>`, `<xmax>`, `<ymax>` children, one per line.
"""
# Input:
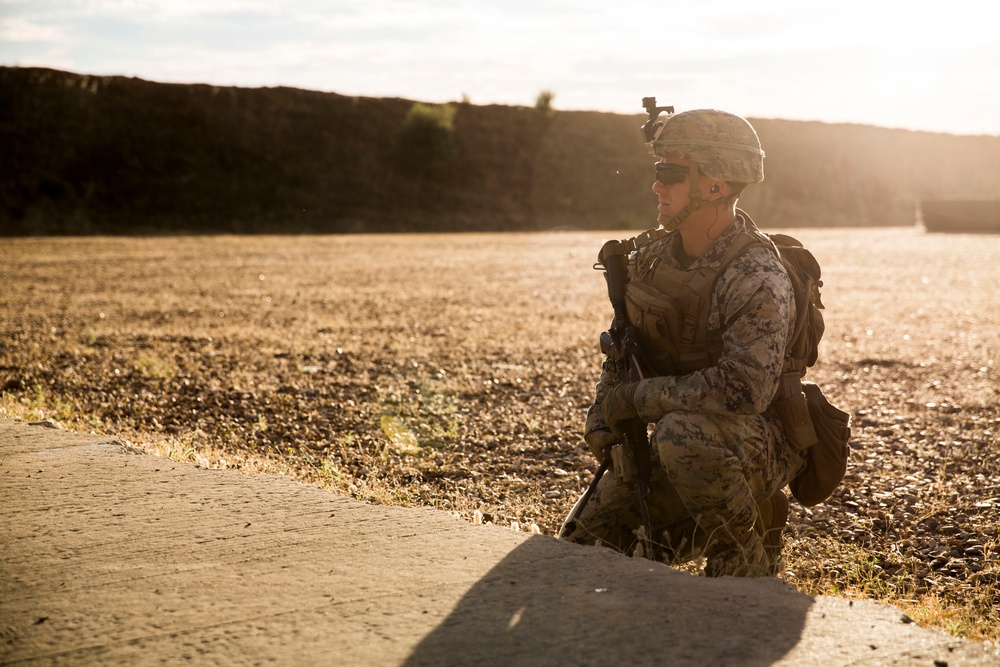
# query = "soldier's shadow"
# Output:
<box><xmin>402</xmin><ymin>533</ymin><xmax>813</xmax><ymax>666</ymax></box>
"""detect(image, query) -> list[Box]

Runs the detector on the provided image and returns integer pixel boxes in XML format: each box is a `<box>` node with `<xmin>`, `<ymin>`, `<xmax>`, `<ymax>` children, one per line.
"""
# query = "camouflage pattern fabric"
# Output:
<box><xmin>563</xmin><ymin>410</ymin><xmax>801</xmax><ymax>567</ymax></box>
<box><xmin>564</xmin><ymin>216</ymin><xmax>807</xmax><ymax>571</ymax></box>
<box><xmin>631</xmin><ymin>222</ymin><xmax>792</xmax><ymax>418</ymax></box>
<box><xmin>646</xmin><ymin>109</ymin><xmax>765</xmax><ymax>184</ymax></box>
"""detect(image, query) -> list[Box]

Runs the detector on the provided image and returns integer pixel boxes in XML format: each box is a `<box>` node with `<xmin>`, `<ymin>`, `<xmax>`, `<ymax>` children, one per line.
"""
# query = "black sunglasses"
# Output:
<box><xmin>655</xmin><ymin>162</ymin><xmax>689</xmax><ymax>185</ymax></box>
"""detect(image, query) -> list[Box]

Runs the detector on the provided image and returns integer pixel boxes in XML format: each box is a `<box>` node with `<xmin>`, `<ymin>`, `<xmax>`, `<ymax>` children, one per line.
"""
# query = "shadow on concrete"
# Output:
<box><xmin>403</xmin><ymin>534</ymin><xmax>813</xmax><ymax>667</ymax></box>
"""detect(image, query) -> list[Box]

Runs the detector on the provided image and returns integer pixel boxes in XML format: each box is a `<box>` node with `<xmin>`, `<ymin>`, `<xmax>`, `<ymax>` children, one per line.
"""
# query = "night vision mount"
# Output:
<box><xmin>641</xmin><ymin>96</ymin><xmax>674</xmax><ymax>142</ymax></box>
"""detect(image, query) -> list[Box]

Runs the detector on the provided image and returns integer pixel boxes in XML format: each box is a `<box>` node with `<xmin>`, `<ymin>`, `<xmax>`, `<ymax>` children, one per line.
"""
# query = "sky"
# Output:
<box><xmin>2</xmin><ymin>0</ymin><xmax>999</xmax><ymax>136</ymax></box>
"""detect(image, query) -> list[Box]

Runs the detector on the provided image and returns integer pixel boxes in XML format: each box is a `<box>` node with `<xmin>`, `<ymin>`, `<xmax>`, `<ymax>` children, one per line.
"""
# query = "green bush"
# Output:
<box><xmin>535</xmin><ymin>90</ymin><xmax>555</xmax><ymax>115</ymax></box>
<box><xmin>396</xmin><ymin>102</ymin><xmax>456</xmax><ymax>167</ymax></box>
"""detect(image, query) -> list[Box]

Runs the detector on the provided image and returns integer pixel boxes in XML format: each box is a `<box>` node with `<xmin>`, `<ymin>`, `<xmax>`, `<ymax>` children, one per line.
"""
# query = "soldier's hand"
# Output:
<box><xmin>584</xmin><ymin>427</ymin><xmax>616</xmax><ymax>463</ymax></box>
<box><xmin>602</xmin><ymin>382</ymin><xmax>640</xmax><ymax>435</ymax></box>
<box><xmin>584</xmin><ymin>403</ymin><xmax>616</xmax><ymax>463</ymax></box>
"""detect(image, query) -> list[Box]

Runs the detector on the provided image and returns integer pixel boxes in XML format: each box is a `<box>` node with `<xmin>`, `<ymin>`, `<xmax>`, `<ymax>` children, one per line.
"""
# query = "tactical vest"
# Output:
<box><xmin>625</xmin><ymin>230</ymin><xmax>766</xmax><ymax>377</ymax></box>
<box><xmin>620</xmin><ymin>212</ymin><xmax>828</xmax><ymax>452</ymax></box>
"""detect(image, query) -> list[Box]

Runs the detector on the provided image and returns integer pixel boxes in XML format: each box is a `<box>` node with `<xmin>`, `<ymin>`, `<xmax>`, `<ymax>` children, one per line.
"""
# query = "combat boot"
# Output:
<box><xmin>703</xmin><ymin>531</ymin><xmax>770</xmax><ymax>578</ymax></box>
<box><xmin>756</xmin><ymin>489</ymin><xmax>789</xmax><ymax>576</ymax></box>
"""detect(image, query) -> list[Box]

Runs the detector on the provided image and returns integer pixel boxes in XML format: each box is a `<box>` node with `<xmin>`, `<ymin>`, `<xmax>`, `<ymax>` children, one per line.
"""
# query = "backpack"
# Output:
<box><xmin>749</xmin><ymin>222</ymin><xmax>825</xmax><ymax>375</ymax></box>
<box><xmin>740</xmin><ymin>211</ymin><xmax>852</xmax><ymax>507</ymax></box>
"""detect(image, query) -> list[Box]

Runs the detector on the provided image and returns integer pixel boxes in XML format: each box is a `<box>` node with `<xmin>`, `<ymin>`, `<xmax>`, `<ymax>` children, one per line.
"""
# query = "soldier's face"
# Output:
<box><xmin>652</xmin><ymin>156</ymin><xmax>691</xmax><ymax>218</ymax></box>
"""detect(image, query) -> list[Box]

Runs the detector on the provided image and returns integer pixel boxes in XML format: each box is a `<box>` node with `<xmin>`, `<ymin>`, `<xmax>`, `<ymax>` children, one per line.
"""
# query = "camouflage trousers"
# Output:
<box><xmin>561</xmin><ymin>409</ymin><xmax>805</xmax><ymax>566</ymax></box>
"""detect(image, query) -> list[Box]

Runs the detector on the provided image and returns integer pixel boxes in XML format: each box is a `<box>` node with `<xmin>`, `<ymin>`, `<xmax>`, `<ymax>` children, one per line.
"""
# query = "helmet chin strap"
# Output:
<box><xmin>655</xmin><ymin>162</ymin><xmax>736</xmax><ymax>232</ymax></box>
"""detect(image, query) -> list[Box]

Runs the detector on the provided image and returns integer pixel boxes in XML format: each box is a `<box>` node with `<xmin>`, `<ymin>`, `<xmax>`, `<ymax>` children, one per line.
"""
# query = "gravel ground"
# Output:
<box><xmin>1</xmin><ymin>228</ymin><xmax>997</xmax><ymax>638</ymax></box>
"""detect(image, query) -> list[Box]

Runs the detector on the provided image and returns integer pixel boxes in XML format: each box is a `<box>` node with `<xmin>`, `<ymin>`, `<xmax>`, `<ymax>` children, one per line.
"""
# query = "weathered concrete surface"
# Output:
<box><xmin>2</xmin><ymin>418</ymin><xmax>997</xmax><ymax>666</ymax></box>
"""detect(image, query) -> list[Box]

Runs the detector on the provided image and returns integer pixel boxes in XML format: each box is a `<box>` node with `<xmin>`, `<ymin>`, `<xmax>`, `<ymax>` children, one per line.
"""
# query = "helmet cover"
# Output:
<box><xmin>647</xmin><ymin>109</ymin><xmax>764</xmax><ymax>184</ymax></box>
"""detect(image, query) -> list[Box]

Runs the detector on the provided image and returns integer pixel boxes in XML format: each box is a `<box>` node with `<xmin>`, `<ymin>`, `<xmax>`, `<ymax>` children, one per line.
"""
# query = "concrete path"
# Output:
<box><xmin>2</xmin><ymin>418</ymin><xmax>997</xmax><ymax>666</ymax></box>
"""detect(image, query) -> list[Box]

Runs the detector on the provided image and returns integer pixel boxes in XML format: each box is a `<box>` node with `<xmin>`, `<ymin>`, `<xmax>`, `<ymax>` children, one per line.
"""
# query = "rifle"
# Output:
<box><xmin>597</xmin><ymin>239</ymin><xmax>652</xmax><ymax>491</ymax></box>
<box><xmin>560</xmin><ymin>238</ymin><xmax>656</xmax><ymax>558</ymax></box>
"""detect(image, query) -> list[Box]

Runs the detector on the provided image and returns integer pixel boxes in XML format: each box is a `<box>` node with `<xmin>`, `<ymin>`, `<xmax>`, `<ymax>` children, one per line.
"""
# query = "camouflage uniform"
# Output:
<box><xmin>562</xmin><ymin>215</ymin><xmax>807</xmax><ymax>573</ymax></box>
<box><xmin>561</xmin><ymin>108</ymin><xmax>809</xmax><ymax>575</ymax></box>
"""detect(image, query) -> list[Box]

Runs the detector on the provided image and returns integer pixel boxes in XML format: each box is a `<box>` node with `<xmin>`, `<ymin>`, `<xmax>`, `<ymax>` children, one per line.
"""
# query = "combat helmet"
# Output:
<box><xmin>647</xmin><ymin>109</ymin><xmax>765</xmax><ymax>183</ymax></box>
<box><xmin>643</xmin><ymin>107</ymin><xmax>765</xmax><ymax>229</ymax></box>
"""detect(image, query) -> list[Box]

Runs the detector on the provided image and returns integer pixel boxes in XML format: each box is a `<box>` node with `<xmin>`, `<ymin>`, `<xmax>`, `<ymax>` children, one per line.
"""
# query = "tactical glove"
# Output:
<box><xmin>584</xmin><ymin>427</ymin><xmax>617</xmax><ymax>463</ymax></box>
<box><xmin>583</xmin><ymin>403</ymin><xmax>616</xmax><ymax>462</ymax></box>
<box><xmin>601</xmin><ymin>382</ymin><xmax>640</xmax><ymax>435</ymax></box>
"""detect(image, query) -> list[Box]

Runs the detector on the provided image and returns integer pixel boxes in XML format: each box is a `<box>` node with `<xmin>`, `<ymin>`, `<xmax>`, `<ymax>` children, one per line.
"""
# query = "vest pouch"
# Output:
<box><xmin>611</xmin><ymin>442</ymin><xmax>639</xmax><ymax>485</ymax></box>
<box><xmin>625</xmin><ymin>281</ymin><xmax>683</xmax><ymax>341</ymax></box>
<box><xmin>625</xmin><ymin>281</ymin><xmax>684</xmax><ymax>374</ymax></box>
<box><xmin>789</xmin><ymin>382</ymin><xmax>852</xmax><ymax>507</ymax></box>
<box><xmin>773</xmin><ymin>390</ymin><xmax>818</xmax><ymax>452</ymax></box>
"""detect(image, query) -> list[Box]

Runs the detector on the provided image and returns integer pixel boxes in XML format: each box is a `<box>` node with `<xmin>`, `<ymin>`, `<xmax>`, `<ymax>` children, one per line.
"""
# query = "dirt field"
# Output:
<box><xmin>2</xmin><ymin>227</ymin><xmax>998</xmax><ymax>639</ymax></box>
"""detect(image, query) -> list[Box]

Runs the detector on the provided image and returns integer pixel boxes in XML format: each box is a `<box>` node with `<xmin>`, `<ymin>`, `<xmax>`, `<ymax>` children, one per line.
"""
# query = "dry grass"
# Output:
<box><xmin>2</xmin><ymin>227</ymin><xmax>998</xmax><ymax>641</ymax></box>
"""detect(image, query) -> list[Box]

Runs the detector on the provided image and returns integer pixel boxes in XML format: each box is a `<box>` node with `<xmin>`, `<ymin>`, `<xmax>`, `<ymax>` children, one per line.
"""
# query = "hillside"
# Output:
<box><xmin>2</xmin><ymin>66</ymin><xmax>999</xmax><ymax>235</ymax></box>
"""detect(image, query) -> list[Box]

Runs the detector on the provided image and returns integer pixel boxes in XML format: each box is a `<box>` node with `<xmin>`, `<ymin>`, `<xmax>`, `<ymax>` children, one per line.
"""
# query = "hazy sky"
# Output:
<box><xmin>3</xmin><ymin>0</ymin><xmax>999</xmax><ymax>136</ymax></box>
